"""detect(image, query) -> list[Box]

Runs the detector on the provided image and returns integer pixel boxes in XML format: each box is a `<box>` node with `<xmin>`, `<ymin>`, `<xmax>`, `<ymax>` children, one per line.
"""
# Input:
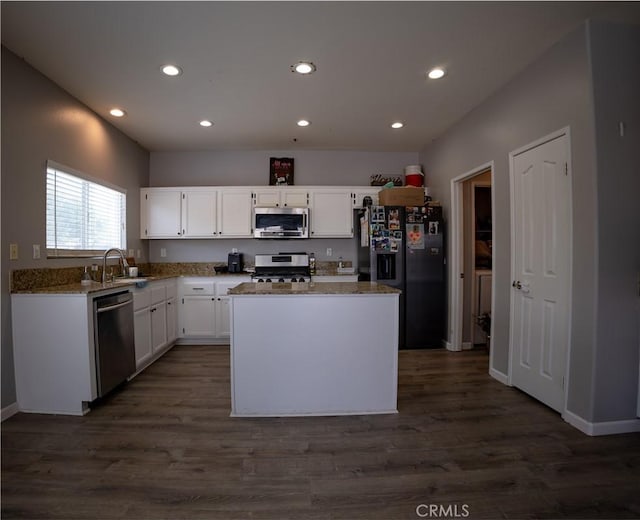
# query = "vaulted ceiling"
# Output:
<box><xmin>2</xmin><ymin>1</ymin><xmax>639</xmax><ymax>152</ymax></box>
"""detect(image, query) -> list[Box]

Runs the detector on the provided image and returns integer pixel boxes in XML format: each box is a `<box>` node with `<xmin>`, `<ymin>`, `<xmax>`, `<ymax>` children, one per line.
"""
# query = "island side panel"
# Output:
<box><xmin>230</xmin><ymin>293</ymin><xmax>399</xmax><ymax>416</ymax></box>
<box><xmin>11</xmin><ymin>294</ymin><xmax>96</xmax><ymax>415</ymax></box>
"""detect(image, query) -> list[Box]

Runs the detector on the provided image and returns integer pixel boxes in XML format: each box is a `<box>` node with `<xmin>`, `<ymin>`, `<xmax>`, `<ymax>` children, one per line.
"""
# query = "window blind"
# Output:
<box><xmin>46</xmin><ymin>164</ymin><xmax>126</xmax><ymax>257</ymax></box>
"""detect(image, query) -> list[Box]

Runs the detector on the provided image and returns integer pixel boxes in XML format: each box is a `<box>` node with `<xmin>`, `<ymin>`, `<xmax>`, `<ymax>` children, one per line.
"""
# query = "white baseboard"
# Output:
<box><xmin>444</xmin><ymin>340</ymin><xmax>462</xmax><ymax>352</ymax></box>
<box><xmin>1</xmin><ymin>402</ymin><xmax>19</xmax><ymax>422</ymax></box>
<box><xmin>462</xmin><ymin>341</ymin><xmax>473</xmax><ymax>350</ymax></box>
<box><xmin>563</xmin><ymin>409</ymin><xmax>640</xmax><ymax>436</ymax></box>
<box><xmin>489</xmin><ymin>367</ymin><xmax>509</xmax><ymax>385</ymax></box>
<box><xmin>176</xmin><ymin>338</ymin><xmax>230</xmax><ymax>346</ymax></box>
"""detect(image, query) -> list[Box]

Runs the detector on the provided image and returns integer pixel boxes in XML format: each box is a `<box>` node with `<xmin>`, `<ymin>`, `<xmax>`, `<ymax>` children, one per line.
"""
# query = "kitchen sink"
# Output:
<box><xmin>112</xmin><ymin>277</ymin><xmax>148</xmax><ymax>285</ymax></box>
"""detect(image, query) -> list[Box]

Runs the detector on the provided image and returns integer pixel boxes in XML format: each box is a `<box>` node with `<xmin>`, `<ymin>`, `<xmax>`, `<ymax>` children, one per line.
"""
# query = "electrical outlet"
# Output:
<box><xmin>136</xmin><ymin>249</ymin><xmax>141</xmax><ymax>258</ymax></box>
<box><xmin>9</xmin><ymin>243</ymin><xmax>18</xmax><ymax>260</ymax></box>
<box><xmin>128</xmin><ymin>249</ymin><xmax>134</xmax><ymax>257</ymax></box>
<box><xmin>326</xmin><ymin>248</ymin><xmax>332</xmax><ymax>257</ymax></box>
<box><xmin>160</xmin><ymin>248</ymin><xmax>167</xmax><ymax>258</ymax></box>
<box><xmin>33</xmin><ymin>244</ymin><xmax>40</xmax><ymax>259</ymax></box>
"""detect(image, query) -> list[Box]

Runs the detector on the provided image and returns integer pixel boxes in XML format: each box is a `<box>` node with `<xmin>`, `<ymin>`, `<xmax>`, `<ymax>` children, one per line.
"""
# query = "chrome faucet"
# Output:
<box><xmin>102</xmin><ymin>248</ymin><xmax>129</xmax><ymax>283</ymax></box>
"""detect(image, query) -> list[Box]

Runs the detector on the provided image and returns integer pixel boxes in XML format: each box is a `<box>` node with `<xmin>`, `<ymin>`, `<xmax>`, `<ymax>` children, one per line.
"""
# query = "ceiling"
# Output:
<box><xmin>2</xmin><ymin>1</ymin><xmax>639</xmax><ymax>152</ymax></box>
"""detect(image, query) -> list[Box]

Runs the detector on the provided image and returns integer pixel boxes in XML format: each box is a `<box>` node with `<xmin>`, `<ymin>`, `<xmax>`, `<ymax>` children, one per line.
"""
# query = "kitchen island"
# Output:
<box><xmin>228</xmin><ymin>281</ymin><xmax>400</xmax><ymax>417</ymax></box>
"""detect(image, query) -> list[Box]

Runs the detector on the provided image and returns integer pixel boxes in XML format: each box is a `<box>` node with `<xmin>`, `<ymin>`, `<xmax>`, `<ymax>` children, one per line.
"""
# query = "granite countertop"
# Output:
<box><xmin>228</xmin><ymin>281</ymin><xmax>400</xmax><ymax>296</ymax></box>
<box><xmin>11</xmin><ymin>271</ymin><xmax>253</xmax><ymax>295</ymax></box>
<box><xmin>11</xmin><ymin>274</ymin><xmax>178</xmax><ymax>295</ymax></box>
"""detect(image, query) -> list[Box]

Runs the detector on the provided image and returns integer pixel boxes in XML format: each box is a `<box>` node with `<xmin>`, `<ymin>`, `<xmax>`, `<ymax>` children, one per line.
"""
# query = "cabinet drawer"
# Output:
<box><xmin>133</xmin><ymin>288</ymin><xmax>151</xmax><ymax>310</ymax></box>
<box><xmin>165</xmin><ymin>281</ymin><xmax>177</xmax><ymax>300</ymax></box>
<box><xmin>182</xmin><ymin>281</ymin><xmax>215</xmax><ymax>295</ymax></box>
<box><xmin>151</xmin><ymin>285</ymin><xmax>166</xmax><ymax>305</ymax></box>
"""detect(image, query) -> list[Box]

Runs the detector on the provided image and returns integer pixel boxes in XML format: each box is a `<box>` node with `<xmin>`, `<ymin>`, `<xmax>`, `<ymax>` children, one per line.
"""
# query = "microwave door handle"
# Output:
<box><xmin>303</xmin><ymin>213</ymin><xmax>307</xmax><ymax>231</ymax></box>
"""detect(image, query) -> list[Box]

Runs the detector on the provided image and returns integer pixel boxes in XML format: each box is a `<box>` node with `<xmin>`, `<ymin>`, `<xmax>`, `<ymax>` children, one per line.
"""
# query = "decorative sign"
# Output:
<box><xmin>269</xmin><ymin>157</ymin><xmax>295</xmax><ymax>185</ymax></box>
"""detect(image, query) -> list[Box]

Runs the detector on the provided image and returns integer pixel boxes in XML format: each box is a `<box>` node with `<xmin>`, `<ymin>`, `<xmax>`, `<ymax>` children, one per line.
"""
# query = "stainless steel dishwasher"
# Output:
<box><xmin>93</xmin><ymin>291</ymin><xmax>136</xmax><ymax>397</ymax></box>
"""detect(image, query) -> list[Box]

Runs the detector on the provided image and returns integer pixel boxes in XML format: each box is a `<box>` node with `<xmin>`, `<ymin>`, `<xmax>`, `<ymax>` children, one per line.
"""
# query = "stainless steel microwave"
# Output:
<box><xmin>253</xmin><ymin>207</ymin><xmax>309</xmax><ymax>239</ymax></box>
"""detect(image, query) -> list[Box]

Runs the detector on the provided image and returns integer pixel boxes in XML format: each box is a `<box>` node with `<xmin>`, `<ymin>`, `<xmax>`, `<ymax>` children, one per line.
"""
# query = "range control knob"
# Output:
<box><xmin>278</xmin><ymin>278</ymin><xmax>285</xmax><ymax>283</ymax></box>
<box><xmin>265</xmin><ymin>278</ymin><xmax>272</xmax><ymax>283</ymax></box>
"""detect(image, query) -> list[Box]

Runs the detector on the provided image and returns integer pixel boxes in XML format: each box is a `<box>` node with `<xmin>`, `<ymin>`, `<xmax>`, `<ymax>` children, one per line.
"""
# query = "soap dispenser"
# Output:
<box><xmin>81</xmin><ymin>266</ymin><xmax>92</xmax><ymax>285</ymax></box>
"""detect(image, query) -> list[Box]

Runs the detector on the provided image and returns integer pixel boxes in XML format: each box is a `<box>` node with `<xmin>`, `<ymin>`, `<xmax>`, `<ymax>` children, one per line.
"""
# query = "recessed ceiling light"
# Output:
<box><xmin>297</xmin><ymin>119</ymin><xmax>311</xmax><ymax>127</ymax></box>
<box><xmin>161</xmin><ymin>64</ymin><xmax>182</xmax><ymax>76</ymax></box>
<box><xmin>109</xmin><ymin>108</ymin><xmax>126</xmax><ymax>117</ymax></box>
<box><xmin>291</xmin><ymin>61</ymin><xmax>316</xmax><ymax>74</ymax></box>
<box><xmin>391</xmin><ymin>122</ymin><xmax>404</xmax><ymax>129</ymax></box>
<box><xmin>428</xmin><ymin>67</ymin><xmax>446</xmax><ymax>79</ymax></box>
<box><xmin>199</xmin><ymin>120</ymin><xmax>213</xmax><ymax>127</ymax></box>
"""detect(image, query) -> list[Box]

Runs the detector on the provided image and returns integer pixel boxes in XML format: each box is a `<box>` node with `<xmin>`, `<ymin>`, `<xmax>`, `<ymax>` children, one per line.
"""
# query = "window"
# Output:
<box><xmin>46</xmin><ymin>161</ymin><xmax>126</xmax><ymax>257</ymax></box>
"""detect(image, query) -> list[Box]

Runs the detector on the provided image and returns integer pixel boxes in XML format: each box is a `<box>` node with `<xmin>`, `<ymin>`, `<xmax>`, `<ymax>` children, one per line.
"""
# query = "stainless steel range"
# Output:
<box><xmin>252</xmin><ymin>253</ymin><xmax>310</xmax><ymax>283</ymax></box>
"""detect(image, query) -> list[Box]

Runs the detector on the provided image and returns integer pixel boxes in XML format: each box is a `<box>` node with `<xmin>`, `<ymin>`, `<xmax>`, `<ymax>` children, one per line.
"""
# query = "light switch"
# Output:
<box><xmin>33</xmin><ymin>244</ymin><xmax>40</xmax><ymax>259</ymax></box>
<box><xmin>326</xmin><ymin>248</ymin><xmax>332</xmax><ymax>257</ymax></box>
<box><xmin>9</xmin><ymin>243</ymin><xmax>18</xmax><ymax>260</ymax></box>
<box><xmin>160</xmin><ymin>248</ymin><xmax>167</xmax><ymax>258</ymax></box>
<box><xmin>128</xmin><ymin>249</ymin><xmax>134</xmax><ymax>257</ymax></box>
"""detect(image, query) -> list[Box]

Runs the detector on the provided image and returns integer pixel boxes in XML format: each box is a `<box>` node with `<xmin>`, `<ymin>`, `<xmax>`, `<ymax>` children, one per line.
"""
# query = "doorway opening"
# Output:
<box><xmin>448</xmin><ymin>162</ymin><xmax>495</xmax><ymax>363</ymax></box>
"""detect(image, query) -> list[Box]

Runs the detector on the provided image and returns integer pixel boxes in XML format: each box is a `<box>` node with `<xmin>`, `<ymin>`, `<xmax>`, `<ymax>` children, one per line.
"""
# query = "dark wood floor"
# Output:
<box><xmin>2</xmin><ymin>345</ymin><xmax>639</xmax><ymax>519</ymax></box>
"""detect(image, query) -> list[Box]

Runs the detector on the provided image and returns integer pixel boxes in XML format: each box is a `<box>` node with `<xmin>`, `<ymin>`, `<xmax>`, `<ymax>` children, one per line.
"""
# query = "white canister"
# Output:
<box><xmin>129</xmin><ymin>266</ymin><xmax>139</xmax><ymax>277</ymax></box>
<box><xmin>404</xmin><ymin>165</ymin><xmax>423</xmax><ymax>175</ymax></box>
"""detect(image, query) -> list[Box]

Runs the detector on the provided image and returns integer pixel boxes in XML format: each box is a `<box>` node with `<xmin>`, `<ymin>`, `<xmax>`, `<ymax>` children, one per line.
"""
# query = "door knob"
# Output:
<box><xmin>512</xmin><ymin>280</ymin><xmax>530</xmax><ymax>293</ymax></box>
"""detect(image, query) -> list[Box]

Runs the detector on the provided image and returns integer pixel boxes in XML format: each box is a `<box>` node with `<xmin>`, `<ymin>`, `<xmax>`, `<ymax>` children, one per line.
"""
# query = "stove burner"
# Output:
<box><xmin>252</xmin><ymin>274</ymin><xmax>309</xmax><ymax>283</ymax></box>
<box><xmin>252</xmin><ymin>253</ymin><xmax>311</xmax><ymax>283</ymax></box>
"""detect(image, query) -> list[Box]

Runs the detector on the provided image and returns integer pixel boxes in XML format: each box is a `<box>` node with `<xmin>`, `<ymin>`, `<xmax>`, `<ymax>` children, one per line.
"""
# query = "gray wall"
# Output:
<box><xmin>419</xmin><ymin>25</ymin><xmax>601</xmax><ymax>421</ymax></box>
<box><xmin>150</xmin><ymin>150</ymin><xmax>419</xmax><ymax>187</ymax></box>
<box><xmin>420</xmin><ymin>21</ymin><xmax>640</xmax><ymax>424</ymax></box>
<box><xmin>149</xmin><ymin>150</ymin><xmax>418</xmax><ymax>264</ymax></box>
<box><xmin>589</xmin><ymin>22</ymin><xmax>640</xmax><ymax>422</ymax></box>
<box><xmin>1</xmin><ymin>47</ymin><xmax>150</xmax><ymax>408</ymax></box>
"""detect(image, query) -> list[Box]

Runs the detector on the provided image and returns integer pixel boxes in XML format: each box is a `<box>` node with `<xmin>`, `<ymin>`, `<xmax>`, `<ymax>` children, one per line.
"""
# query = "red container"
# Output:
<box><xmin>405</xmin><ymin>172</ymin><xmax>424</xmax><ymax>187</ymax></box>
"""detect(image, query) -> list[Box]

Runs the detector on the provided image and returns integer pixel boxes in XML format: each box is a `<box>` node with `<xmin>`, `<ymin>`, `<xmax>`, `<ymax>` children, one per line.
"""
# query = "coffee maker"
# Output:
<box><xmin>228</xmin><ymin>251</ymin><xmax>244</xmax><ymax>273</ymax></box>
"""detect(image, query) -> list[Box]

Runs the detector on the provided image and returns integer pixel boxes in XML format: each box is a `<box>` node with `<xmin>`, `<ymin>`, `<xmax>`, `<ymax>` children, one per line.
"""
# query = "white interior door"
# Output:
<box><xmin>509</xmin><ymin>131</ymin><xmax>571</xmax><ymax>413</ymax></box>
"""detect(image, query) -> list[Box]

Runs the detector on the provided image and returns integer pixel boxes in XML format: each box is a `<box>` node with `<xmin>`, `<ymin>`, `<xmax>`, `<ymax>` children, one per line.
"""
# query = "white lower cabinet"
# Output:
<box><xmin>181</xmin><ymin>296</ymin><xmax>216</xmax><ymax>336</ymax></box>
<box><xmin>134</xmin><ymin>307</ymin><xmax>152</xmax><ymax>368</ymax></box>
<box><xmin>132</xmin><ymin>279</ymin><xmax>177</xmax><ymax>370</ymax></box>
<box><xmin>179</xmin><ymin>276</ymin><xmax>250</xmax><ymax>343</ymax></box>
<box><xmin>166</xmin><ymin>297</ymin><xmax>177</xmax><ymax>344</ymax></box>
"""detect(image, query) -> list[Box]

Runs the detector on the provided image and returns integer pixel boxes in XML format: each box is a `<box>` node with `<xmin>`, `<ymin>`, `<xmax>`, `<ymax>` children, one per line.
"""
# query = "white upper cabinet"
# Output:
<box><xmin>352</xmin><ymin>188</ymin><xmax>380</xmax><ymax>208</ymax></box>
<box><xmin>218</xmin><ymin>188</ymin><xmax>253</xmax><ymax>238</ymax></box>
<box><xmin>141</xmin><ymin>185</ymin><xmax>376</xmax><ymax>239</ymax></box>
<box><xmin>253</xmin><ymin>189</ymin><xmax>280</xmax><ymax>207</ymax></box>
<box><xmin>141</xmin><ymin>187</ymin><xmax>252</xmax><ymax>239</ymax></box>
<box><xmin>281</xmin><ymin>190</ymin><xmax>309</xmax><ymax>207</ymax></box>
<box><xmin>252</xmin><ymin>188</ymin><xmax>309</xmax><ymax>207</ymax></box>
<box><xmin>309</xmin><ymin>189</ymin><xmax>354</xmax><ymax>238</ymax></box>
<box><xmin>141</xmin><ymin>188</ymin><xmax>182</xmax><ymax>239</ymax></box>
<box><xmin>182</xmin><ymin>189</ymin><xmax>218</xmax><ymax>238</ymax></box>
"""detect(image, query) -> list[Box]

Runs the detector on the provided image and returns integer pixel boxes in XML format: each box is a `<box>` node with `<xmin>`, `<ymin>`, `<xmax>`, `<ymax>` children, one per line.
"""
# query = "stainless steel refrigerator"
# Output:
<box><xmin>356</xmin><ymin>206</ymin><xmax>446</xmax><ymax>349</ymax></box>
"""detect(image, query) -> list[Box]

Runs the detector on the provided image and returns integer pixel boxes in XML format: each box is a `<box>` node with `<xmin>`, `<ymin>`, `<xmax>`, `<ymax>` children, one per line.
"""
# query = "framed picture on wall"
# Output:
<box><xmin>269</xmin><ymin>157</ymin><xmax>294</xmax><ymax>185</ymax></box>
